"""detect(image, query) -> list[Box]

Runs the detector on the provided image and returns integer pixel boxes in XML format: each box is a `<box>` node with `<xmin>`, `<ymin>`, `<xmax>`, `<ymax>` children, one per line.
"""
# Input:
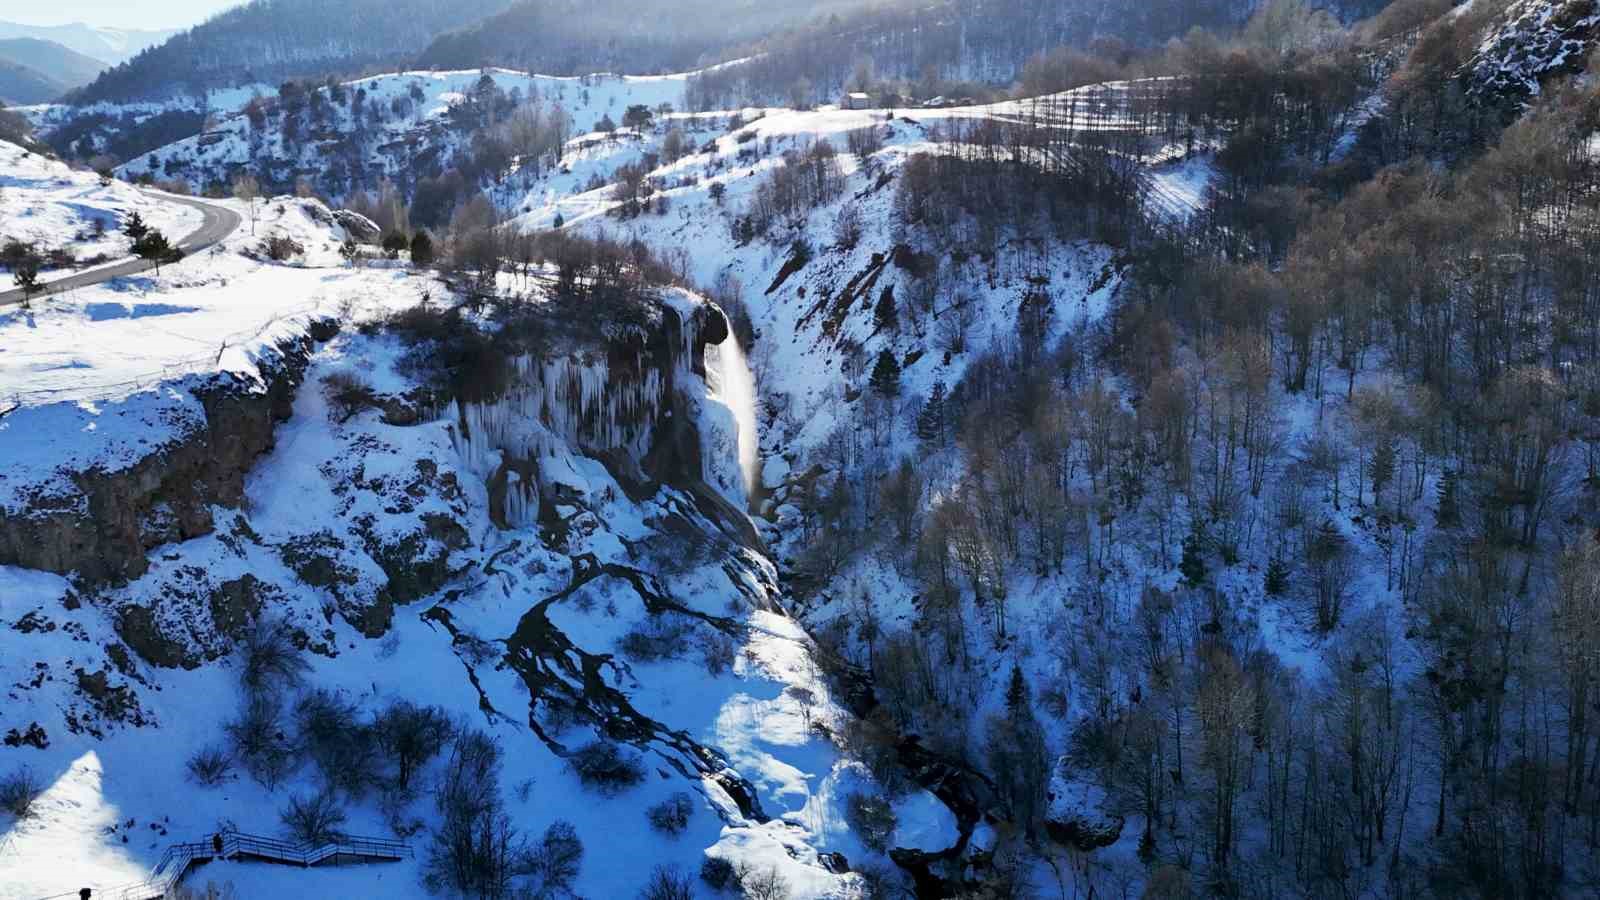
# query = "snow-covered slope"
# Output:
<box><xmin>114</xmin><ymin>68</ymin><xmax>707</xmax><ymax>202</ymax></box>
<box><xmin>0</xmin><ymin>144</ymin><xmax>956</xmax><ymax>899</ymax></box>
<box><xmin>0</xmin><ymin>140</ymin><xmax>201</xmax><ymax>276</ymax></box>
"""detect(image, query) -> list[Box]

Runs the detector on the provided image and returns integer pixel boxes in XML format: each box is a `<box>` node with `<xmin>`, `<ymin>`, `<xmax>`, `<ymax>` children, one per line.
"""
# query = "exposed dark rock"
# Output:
<box><xmin>1044</xmin><ymin>765</ymin><xmax>1125</xmax><ymax>853</ymax></box>
<box><xmin>12</xmin><ymin>611</ymin><xmax>56</xmax><ymax>634</ymax></box>
<box><xmin>75</xmin><ymin>667</ymin><xmax>150</xmax><ymax>728</ymax></box>
<box><xmin>0</xmin><ymin>335</ymin><xmax>316</xmax><ymax>584</ymax></box>
<box><xmin>207</xmin><ymin>575</ymin><xmax>268</xmax><ymax>641</ymax></box>
<box><xmin>116</xmin><ymin>605</ymin><xmax>201</xmax><ymax>670</ymax></box>
<box><xmin>332</xmin><ymin>209</ymin><xmax>381</xmax><ymax>243</ymax></box>
<box><xmin>306</xmin><ymin>317</ymin><xmax>342</xmax><ymax>343</ymax></box>
<box><xmin>3</xmin><ymin>723</ymin><xmax>49</xmax><ymax>749</ymax></box>
<box><xmin>279</xmin><ymin>533</ymin><xmax>352</xmax><ymax>590</ymax></box>
<box><xmin>1467</xmin><ymin>0</ymin><xmax>1600</xmax><ymax>106</ymax></box>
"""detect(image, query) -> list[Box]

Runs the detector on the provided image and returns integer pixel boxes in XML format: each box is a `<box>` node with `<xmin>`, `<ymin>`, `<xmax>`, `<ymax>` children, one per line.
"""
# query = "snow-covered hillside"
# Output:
<box><xmin>114</xmin><ymin>68</ymin><xmax>710</xmax><ymax>202</ymax></box>
<box><xmin>504</xmin><ymin>79</ymin><xmax>1205</xmax><ymax>443</ymax></box>
<box><xmin>0</xmin><ymin>140</ymin><xmax>201</xmax><ymax>276</ymax></box>
<box><xmin>0</xmin><ymin>141</ymin><xmax>965</xmax><ymax>899</ymax></box>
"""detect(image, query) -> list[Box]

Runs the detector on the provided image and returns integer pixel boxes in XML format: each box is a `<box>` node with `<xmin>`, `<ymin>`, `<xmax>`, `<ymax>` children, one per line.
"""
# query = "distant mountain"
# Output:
<box><xmin>414</xmin><ymin>0</ymin><xmax>866</xmax><ymax>74</ymax></box>
<box><xmin>417</xmin><ymin>0</ymin><xmax>1399</xmax><ymax>85</ymax></box>
<box><xmin>0</xmin><ymin>20</ymin><xmax>177</xmax><ymax>66</ymax></box>
<box><xmin>0</xmin><ymin>38</ymin><xmax>107</xmax><ymax>90</ymax></box>
<box><xmin>74</xmin><ymin>0</ymin><xmax>517</xmax><ymax>104</ymax></box>
<box><xmin>681</xmin><ymin>0</ymin><xmax>1402</xmax><ymax>109</ymax></box>
<box><xmin>0</xmin><ymin>58</ymin><xmax>68</xmax><ymax>105</ymax></box>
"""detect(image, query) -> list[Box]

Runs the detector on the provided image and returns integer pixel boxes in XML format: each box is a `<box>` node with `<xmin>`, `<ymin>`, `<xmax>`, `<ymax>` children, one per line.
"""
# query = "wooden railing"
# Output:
<box><xmin>88</xmin><ymin>830</ymin><xmax>411</xmax><ymax>900</ymax></box>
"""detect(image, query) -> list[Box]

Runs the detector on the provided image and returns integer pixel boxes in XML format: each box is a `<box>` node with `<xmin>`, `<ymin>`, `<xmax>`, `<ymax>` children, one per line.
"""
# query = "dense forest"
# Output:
<box><xmin>412</xmin><ymin>0</ymin><xmax>864</xmax><ymax>74</ymax></box>
<box><xmin>741</xmin><ymin>0</ymin><xmax>1600</xmax><ymax>895</ymax></box>
<box><xmin>683</xmin><ymin>0</ymin><xmax>1398</xmax><ymax>109</ymax></box>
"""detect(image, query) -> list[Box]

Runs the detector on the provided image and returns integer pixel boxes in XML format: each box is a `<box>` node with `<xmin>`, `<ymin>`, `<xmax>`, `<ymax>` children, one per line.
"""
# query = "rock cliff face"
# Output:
<box><xmin>1467</xmin><ymin>0</ymin><xmax>1600</xmax><ymax>102</ymax></box>
<box><xmin>447</xmin><ymin>290</ymin><xmax>735</xmax><ymax>532</ymax></box>
<box><xmin>0</xmin><ymin>331</ymin><xmax>323</xmax><ymax>585</ymax></box>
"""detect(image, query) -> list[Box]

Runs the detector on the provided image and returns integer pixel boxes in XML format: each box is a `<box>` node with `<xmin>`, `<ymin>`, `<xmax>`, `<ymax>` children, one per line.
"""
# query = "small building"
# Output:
<box><xmin>844</xmin><ymin>92</ymin><xmax>872</xmax><ymax>111</ymax></box>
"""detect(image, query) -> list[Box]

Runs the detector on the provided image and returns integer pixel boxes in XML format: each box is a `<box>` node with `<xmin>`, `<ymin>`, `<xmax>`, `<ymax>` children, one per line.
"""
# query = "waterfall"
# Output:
<box><xmin>714</xmin><ymin>335</ymin><xmax>761</xmax><ymax>500</ymax></box>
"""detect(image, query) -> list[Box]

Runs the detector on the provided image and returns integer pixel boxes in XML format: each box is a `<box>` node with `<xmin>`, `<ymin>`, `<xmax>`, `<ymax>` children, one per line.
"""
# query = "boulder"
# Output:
<box><xmin>1044</xmin><ymin>763</ymin><xmax>1124</xmax><ymax>852</ymax></box>
<box><xmin>333</xmin><ymin>209</ymin><xmax>381</xmax><ymax>243</ymax></box>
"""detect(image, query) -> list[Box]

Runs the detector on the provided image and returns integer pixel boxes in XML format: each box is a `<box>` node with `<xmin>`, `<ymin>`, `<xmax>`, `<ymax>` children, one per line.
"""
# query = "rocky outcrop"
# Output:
<box><xmin>1044</xmin><ymin>764</ymin><xmax>1125</xmax><ymax>852</ymax></box>
<box><xmin>333</xmin><ymin>208</ymin><xmax>382</xmax><ymax>243</ymax></box>
<box><xmin>0</xmin><ymin>333</ymin><xmax>323</xmax><ymax>584</ymax></box>
<box><xmin>1467</xmin><ymin>0</ymin><xmax>1600</xmax><ymax>103</ymax></box>
<box><xmin>116</xmin><ymin>572</ymin><xmax>285</xmax><ymax>669</ymax></box>
<box><xmin>449</xmin><ymin>290</ymin><xmax>736</xmax><ymax>533</ymax></box>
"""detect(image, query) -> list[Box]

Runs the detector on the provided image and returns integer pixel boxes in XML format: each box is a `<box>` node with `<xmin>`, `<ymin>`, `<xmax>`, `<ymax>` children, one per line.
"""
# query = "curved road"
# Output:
<box><xmin>0</xmin><ymin>192</ymin><xmax>241</xmax><ymax>308</ymax></box>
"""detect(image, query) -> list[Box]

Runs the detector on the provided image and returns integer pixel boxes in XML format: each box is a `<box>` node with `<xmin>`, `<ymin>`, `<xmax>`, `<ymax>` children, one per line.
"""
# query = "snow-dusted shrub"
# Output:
<box><xmin>427</xmin><ymin>729</ymin><xmax>521</xmax><ymax>897</ymax></box>
<box><xmin>186</xmin><ymin>745</ymin><xmax>233</xmax><ymax>787</ymax></box>
<box><xmin>700</xmin><ymin>855</ymin><xmax>738</xmax><ymax>890</ymax></box>
<box><xmin>700</xmin><ymin>630</ymin><xmax>738</xmax><ymax>675</ymax></box>
<box><xmin>847</xmin><ymin>125</ymin><xmax>884</xmax><ymax>162</ymax></box>
<box><xmin>322</xmin><ymin>371</ymin><xmax>376</xmax><ymax>424</ymax></box>
<box><xmin>295</xmin><ymin>689</ymin><xmax>376</xmax><ymax>796</ymax></box>
<box><xmin>640</xmin><ymin>864</ymin><xmax>695</xmax><ymax>900</ymax></box>
<box><xmin>846</xmin><ymin>791</ymin><xmax>898</xmax><ymax>853</ymax></box>
<box><xmin>569</xmin><ymin>740</ymin><xmax>645</xmax><ymax>793</ymax></box>
<box><xmin>742</xmin><ymin>866</ymin><xmax>792</xmax><ymax>900</ymax></box>
<box><xmin>700</xmin><ymin>851</ymin><xmax>736</xmax><ymax>883</ymax></box>
<box><xmin>384</xmin><ymin>301</ymin><xmax>513</xmax><ymax>404</ymax></box>
<box><xmin>645</xmin><ymin>791</ymin><xmax>695</xmax><ymax>835</ymax></box>
<box><xmin>261</xmin><ymin>234</ymin><xmax>303</xmax><ymax>261</ymax></box>
<box><xmin>239</xmin><ymin>619</ymin><xmax>311</xmax><ymax>695</ymax></box>
<box><xmin>0</xmin><ymin>766</ymin><xmax>41</xmax><ymax>819</ymax></box>
<box><xmin>528</xmin><ymin>820</ymin><xmax>584</xmax><ymax>894</ymax></box>
<box><xmin>618</xmin><ymin>618</ymin><xmax>691</xmax><ymax>662</ymax></box>
<box><xmin>833</xmin><ymin>202</ymin><xmax>864</xmax><ymax>250</ymax></box>
<box><xmin>372</xmin><ymin>700</ymin><xmax>452</xmax><ymax>792</ymax></box>
<box><xmin>280</xmin><ymin>788</ymin><xmax>347</xmax><ymax>845</ymax></box>
<box><xmin>225</xmin><ymin>694</ymin><xmax>295</xmax><ymax>789</ymax></box>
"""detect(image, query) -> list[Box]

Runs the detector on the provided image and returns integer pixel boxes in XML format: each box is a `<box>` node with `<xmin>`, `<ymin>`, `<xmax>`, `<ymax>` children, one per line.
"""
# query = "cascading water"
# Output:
<box><xmin>711</xmin><ymin>335</ymin><xmax>761</xmax><ymax>501</ymax></box>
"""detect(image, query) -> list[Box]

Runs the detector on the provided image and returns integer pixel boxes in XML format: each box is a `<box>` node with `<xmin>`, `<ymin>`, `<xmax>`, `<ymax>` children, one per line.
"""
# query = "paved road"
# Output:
<box><xmin>0</xmin><ymin>192</ymin><xmax>242</xmax><ymax>308</ymax></box>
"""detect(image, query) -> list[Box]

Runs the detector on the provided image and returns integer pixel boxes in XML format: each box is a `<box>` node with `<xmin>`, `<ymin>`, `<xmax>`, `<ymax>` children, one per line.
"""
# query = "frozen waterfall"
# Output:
<box><xmin>712</xmin><ymin>335</ymin><xmax>761</xmax><ymax>500</ymax></box>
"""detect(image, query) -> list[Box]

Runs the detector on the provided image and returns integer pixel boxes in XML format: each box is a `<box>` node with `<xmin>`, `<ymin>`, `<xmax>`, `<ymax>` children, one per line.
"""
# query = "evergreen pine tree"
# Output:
<box><xmin>11</xmin><ymin>247</ymin><xmax>40</xmax><ymax>306</ymax></box>
<box><xmin>1264</xmin><ymin>556</ymin><xmax>1290</xmax><ymax>596</ymax></box>
<box><xmin>409</xmin><ymin>231</ymin><xmax>435</xmax><ymax>267</ymax></box>
<box><xmin>869</xmin><ymin>349</ymin><xmax>901</xmax><ymax>398</ymax></box>
<box><xmin>1369</xmin><ymin>438</ymin><xmax>1396</xmax><ymax>507</ymax></box>
<box><xmin>1005</xmin><ymin>664</ymin><xmax>1030</xmax><ymax>718</ymax></box>
<box><xmin>1436</xmin><ymin>468</ymin><xmax>1459</xmax><ymax>528</ymax></box>
<box><xmin>1179</xmin><ymin>529</ymin><xmax>1208</xmax><ymax>587</ymax></box>
<box><xmin>122</xmin><ymin>211</ymin><xmax>148</xmax><ymax>240</ymax></box>
<box><xmin>874</xmin><ymin>286</ymin><xmax>897</xmax><ymax>332</ymax></box>
<box><xmin>133</xmin><ymin>230</ymin><xmax>172</xmax><ymax>274</ymax></box>
<box><xmin>916</xmin><ymin>381</ymin><xmax>945</xmax><ymax>445</ymax></box>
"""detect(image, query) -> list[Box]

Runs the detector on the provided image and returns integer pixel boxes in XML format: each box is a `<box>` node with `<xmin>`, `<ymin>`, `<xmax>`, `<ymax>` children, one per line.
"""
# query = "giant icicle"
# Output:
<box><xmin>445</xmin><ymin>290</ymin><xmax>741</xmax><ymax>530</ymax></box>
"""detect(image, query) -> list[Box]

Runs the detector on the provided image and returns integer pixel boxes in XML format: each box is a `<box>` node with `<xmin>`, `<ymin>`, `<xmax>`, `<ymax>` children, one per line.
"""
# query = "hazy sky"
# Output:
<box><xmin>4</xmin><ymin>0</ymin><xmax>238</xmax><ymax>31</ymax></box>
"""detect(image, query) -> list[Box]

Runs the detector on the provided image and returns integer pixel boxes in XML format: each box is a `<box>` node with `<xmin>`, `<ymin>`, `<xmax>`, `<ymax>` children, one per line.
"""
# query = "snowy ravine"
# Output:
<box><xmin>0</xmin><ymin>190</ymin><xmax>959</xmax><ymax>898</ymax></box>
